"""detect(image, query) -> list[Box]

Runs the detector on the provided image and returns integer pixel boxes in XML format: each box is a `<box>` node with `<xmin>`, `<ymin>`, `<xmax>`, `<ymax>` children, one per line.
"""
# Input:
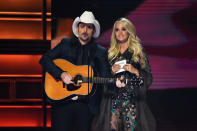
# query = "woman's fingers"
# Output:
<box><xmin>112</xmin><ymin>64</ymin><xmax>120</xmax><ymax>73</ymax></box>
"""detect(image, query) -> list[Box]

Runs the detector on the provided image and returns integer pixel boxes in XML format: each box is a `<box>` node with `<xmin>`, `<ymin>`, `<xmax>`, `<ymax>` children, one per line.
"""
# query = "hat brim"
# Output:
<box><xmin>72</xmin><ymin>17</ymin><xmax>100</xmax><ymax>38</ymax></box>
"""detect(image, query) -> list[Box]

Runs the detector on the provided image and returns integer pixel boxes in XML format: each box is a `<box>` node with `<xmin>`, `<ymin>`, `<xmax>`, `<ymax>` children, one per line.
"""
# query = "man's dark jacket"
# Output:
<box><xmin>40</xmin><ymin>37</ymin><xmax>112</xmax><ymax>115</ymax></box>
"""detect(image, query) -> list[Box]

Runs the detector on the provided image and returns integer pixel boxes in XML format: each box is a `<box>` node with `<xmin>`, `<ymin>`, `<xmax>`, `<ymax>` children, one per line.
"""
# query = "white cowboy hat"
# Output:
<box><xmin>72</xmin><ymin>11</ymin><xmax>100</xmax><ymax>38</ymax></box>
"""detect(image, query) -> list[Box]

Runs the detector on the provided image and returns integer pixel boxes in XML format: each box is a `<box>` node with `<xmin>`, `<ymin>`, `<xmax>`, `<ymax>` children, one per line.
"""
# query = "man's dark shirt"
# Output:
<box><xmin>40</xmin><ymin>37</ymin><xmax>112</xmax><ymax>114</ymax></box>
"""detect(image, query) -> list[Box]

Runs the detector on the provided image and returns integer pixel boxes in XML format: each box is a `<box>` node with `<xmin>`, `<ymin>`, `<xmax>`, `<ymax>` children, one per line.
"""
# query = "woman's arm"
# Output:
<box><xmin>139</xmin><ymin>51</ymin><xmax>153</xmax><ymax>88</ymax></box>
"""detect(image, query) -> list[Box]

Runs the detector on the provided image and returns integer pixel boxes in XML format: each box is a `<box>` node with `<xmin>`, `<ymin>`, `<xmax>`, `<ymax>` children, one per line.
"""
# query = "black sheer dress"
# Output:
<box><xmin>92</xmin><ymin>49</ymin><xmax>156</xmax><ymax>131</ymax></box>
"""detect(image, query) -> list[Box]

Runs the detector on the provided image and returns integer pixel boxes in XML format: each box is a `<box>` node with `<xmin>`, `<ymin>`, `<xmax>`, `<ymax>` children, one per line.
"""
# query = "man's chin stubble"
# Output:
<box><xmin>79</xmin><ymin>37</ymin><xmax>90</xmax><ymax>43</ymax></box>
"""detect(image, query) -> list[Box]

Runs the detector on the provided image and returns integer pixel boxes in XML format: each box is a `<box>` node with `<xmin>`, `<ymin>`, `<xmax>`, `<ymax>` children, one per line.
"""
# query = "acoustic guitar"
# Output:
<box><xmin>44</xmin><ymin>59</ymin><xmax>139</xmax><ymax>101</ymax></box>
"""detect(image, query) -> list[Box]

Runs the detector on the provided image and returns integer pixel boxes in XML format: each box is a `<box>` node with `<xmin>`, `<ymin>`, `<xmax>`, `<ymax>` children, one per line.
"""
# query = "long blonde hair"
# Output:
<box><xmin>108</xmin><ymin>18</ymin><xmax>143</xmax><ymax>63</ymax></box>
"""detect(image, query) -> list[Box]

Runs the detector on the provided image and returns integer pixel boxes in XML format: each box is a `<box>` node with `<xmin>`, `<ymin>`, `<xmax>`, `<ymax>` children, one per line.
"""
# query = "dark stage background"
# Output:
<box><xmin>0</xmin><ymin>0</ymin><xmax>197</xmax><ymax>130</ymax></box>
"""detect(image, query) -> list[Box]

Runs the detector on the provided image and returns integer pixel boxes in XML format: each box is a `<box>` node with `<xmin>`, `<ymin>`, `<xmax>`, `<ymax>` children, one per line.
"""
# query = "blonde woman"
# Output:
<box><xmin>109</xmin><ymin>18</ymin><xmax>156</xmax><ymax>131</ymax></box>
<box><xmin>92</xmin><ymin>18</ymin><xmax>156</xmax><ymax>131</ymax></box>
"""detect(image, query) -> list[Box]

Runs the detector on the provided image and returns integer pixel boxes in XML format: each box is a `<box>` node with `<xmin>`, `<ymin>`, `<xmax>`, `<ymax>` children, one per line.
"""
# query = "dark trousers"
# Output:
<box><xmin>51</xmin><ymin>101</ymin><xmax>92</xmax><ymax>131</ymax></box>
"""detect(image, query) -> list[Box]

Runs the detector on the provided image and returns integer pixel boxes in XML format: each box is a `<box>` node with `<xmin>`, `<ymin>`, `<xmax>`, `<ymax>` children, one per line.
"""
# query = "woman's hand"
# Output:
<box><xmin>111</xmin><ymin>64</ymin><xmax>121</xmax><ymax>74</ymax></box>
<box><xmin>123</xmin><ymin>64</ymin><xmax>139</xmax><ymax>77</ymax></box>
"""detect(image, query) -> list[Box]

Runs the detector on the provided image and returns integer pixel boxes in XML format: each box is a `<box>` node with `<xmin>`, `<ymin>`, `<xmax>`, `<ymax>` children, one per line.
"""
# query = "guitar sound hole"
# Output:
<box><xmin>73</xmin><ymin>75</ymin><xmax>83</xmax><ymax>85</ymax></box>
<box><xmin>67</xmin><ymin>75</ymin><xmax>82</xmax><ymax>91</ymax></box>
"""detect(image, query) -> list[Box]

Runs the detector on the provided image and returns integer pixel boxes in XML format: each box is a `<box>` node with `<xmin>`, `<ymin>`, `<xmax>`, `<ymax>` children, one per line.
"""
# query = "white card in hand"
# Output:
<box><xmin>115</xmin><ymin>60</ymin><xmax>126</xmax><ymax>74</ymax></box>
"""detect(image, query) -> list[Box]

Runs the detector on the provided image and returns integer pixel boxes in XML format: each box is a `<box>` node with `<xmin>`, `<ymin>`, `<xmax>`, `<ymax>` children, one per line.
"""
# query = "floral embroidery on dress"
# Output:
<box><xmin>110</xmin><ymin>49</ymin><xmax>148</xmax><ymax>131</ymax></box>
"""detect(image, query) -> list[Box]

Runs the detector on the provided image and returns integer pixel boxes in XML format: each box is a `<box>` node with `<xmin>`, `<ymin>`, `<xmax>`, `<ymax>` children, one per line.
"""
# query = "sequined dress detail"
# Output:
<box><xmin>110</xmin><ymin>50</ymin><xmax>145</xmax><ymax>131</ymax></box>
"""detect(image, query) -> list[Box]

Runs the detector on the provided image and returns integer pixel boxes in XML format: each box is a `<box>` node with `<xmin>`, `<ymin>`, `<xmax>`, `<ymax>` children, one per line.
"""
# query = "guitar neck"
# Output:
<box><xmin>82</xmin><ymin>76</ymin><xmax>140</xmax><ymax>85</ymax></box>
<box><xmin>94</xmin><ymin>77</ymin><xmax>116</xmax><ymax>84</ymax></box>
<box><xmin>83</xmin><ymin>77</ymin><xmax>115</xmax><ymax>84</ymax></box>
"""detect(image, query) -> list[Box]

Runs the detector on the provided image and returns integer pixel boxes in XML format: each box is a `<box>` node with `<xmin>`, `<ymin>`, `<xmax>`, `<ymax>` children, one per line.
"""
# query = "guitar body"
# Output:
<box><xmin>45</xmin><ymin>59</ymin><xmax>93</xmax><ymax>101</ymax></box>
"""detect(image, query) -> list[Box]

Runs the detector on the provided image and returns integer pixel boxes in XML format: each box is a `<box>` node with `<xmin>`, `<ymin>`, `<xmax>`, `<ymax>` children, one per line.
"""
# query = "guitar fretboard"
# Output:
<box><xmin>82</xmin><ymin>76</ymin><xmax>141</xmax><ymax>85</ymax></box>
<box><xmin>83</xmin><ymin>77</ymin><xmax>115</xmax><ymax>84</ymax></box>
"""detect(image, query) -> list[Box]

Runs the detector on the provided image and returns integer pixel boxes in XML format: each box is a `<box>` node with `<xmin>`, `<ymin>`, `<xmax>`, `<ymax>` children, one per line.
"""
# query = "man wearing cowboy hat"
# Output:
<box><xmin>40</xmin><ymin>11</ymin><xmax>119</xmax><ymax>131</ymax></box>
